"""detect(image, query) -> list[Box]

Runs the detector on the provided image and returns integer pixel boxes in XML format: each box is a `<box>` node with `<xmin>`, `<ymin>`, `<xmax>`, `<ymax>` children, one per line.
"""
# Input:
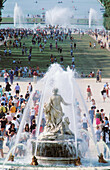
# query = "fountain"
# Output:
<box><xmin>2</xmin><ymin>64</ymin><xmax>109</xmax><ymax>169</ymax></box>
<box><xmin>89</xmin><ymin>8</ymin><xmax>98</xmax><ymax>28</ymax></box>
<box><xmin>45</xmin><ymin>6</ymin><xmax>72</xmax><ymax>26</ymax></box>
<box><xmin>14</xmin><ymin>3</ymin><xmax>25</xmax><ymax>28</ymax></box>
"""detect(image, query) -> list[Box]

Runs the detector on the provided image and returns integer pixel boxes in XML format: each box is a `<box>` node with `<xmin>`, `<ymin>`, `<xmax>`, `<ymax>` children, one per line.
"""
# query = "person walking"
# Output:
<box><xmin>82</xmin><ymin>114</ymin><xmax>88</xmax><ymax>131</ymax></box>
<box><xmin>14</xmin><ymin>83</ymin><xmax>20</xmax><ymax>97</ymax></box>
<box><xmin>87</xmin><ymin>85</ymin><xmax>92</xmax><ymax>102</ymax></box>
<box><xmin>9</xmin><ymin>71</ymin><xmax>14</xmax><ymax>84</ymax></box>
<box><xmin>95</xmin><ymin>110</ymin><xmax>101</xmax><ymax>125</ymax></box>
<box><xmin>95</xmin><ymin>126</ymin><xmax>101</xmax><ymax>142</ymax></box>
<box><xmin>4</xmin><ymin>71</ymin><xmax>9</xmax><ymax>84</ymax></box>
<box><xmin>27</xmin><ymin>82</ymin><xmax>33</xmax><ymax>94</ymax></box>
<box><xmin>101</xmin><ymin>87</ymin><xmax>107</xmax><ymax>102</ymax></box>
<box><xmin>89</xmin><ymin>106</ymin><xmax>95</xmax><ymax>124</ymax></box>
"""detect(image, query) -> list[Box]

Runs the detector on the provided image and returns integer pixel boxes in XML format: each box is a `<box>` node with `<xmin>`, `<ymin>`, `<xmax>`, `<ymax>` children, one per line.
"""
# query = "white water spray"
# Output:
<box><xmin>14</xmin><ymin>3</ymin><xmax>24</xmax><ymax>28</ymax></box>
<box><xmin>45</xmin><ymin>6</ymin><xmax>72</xmax><ymax>26</ymax></box>
<box><xmin>89</xmin><ymin>8</ymin><xmax>98</xmax><ymax>28</ymax></box>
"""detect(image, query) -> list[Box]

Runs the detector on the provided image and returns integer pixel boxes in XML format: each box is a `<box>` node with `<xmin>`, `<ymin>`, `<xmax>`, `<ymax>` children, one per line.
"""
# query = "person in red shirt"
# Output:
<box><xmin>87</xmin><ymin>85</ymin><xmax>92</xmax><ymax>102</ymax></box>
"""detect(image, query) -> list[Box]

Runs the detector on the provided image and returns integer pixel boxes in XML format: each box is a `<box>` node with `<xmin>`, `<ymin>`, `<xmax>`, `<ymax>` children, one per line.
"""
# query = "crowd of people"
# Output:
<box><xmin>0</xmin><ymin>27</ymin><xmax>76</xmax><ymax>77</ymax></box>
<box><xmin>88</xmin><ymin>29</ymin><xmax>110</xmax><ymax>50</ymax></box>
<box><xmin>0</xmin><ymin>80</ymin><xmax>44</xmax><ymax>157</ymax></box>
<box><xmin>84</xmin><ymin>84</ymin><xmax>110</xmax><ymax>157</ymax></box>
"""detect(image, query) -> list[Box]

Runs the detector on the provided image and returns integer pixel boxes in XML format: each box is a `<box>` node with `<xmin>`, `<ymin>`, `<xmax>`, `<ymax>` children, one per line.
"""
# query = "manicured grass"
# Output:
<box><xmin>0</xmin><ymin>33</ymin><xmax>110</xmax><ymax>77</ymax></box>
<box><xmin>73</xmin><ymin>34</ymin><xmax>110</xmax><ymax>77</ymax></box>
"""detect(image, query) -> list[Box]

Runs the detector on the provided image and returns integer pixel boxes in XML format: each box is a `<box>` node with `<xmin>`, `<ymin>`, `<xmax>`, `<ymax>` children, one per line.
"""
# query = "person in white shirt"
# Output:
<box><xmin>4</xmin><ymin>71</ymin><xmax>9</xmax><ymax>84</ymax></box>
<box><xmin>30</xmin><ymin>107</ymin><xmax>35</xmax><ymax>125</ymax></box>
<box><xmin>12</xmin><ymin>117</ymin><xmax>19</xmax><ymax>131</ymax></box>
<box><xmin>5</xmin><ymin>112</ymin><xmax>12</xmax><ymax>122</ymax></box>
<box><xmin>27</xmin><ymin>82</ymin><xmax>33</xmax><ymax>94</ymax></box>
<box><xmin>82</xmin><ymin>114</ymin><xmax>88</xmax><ymax>131</ymax></box>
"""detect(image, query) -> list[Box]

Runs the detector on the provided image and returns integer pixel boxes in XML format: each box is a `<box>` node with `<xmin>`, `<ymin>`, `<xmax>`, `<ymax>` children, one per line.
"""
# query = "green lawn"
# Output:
<box><xmin>0</xmin><ymin>34</ymin><xmax>110</xmax><ymax>77</ymax></box>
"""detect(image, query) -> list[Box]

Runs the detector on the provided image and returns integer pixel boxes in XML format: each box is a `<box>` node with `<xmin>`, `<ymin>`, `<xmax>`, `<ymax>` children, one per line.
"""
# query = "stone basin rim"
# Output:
<box><xmin>36</xmin><ymin>156</ymin><xmax>76</xmax><ymax>161</ymax></box>
<box><xmin>32</xmin><ymin>139</ymin><xmax>75</xmax><ymax>143</ymax></box>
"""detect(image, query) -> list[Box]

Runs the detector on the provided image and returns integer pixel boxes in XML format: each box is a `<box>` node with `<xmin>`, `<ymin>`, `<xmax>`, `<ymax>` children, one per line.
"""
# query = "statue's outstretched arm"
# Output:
<box><xmin>61</xmin><ymin>96</ymin><xmax>70</xmax><ymax>105</ymax></box>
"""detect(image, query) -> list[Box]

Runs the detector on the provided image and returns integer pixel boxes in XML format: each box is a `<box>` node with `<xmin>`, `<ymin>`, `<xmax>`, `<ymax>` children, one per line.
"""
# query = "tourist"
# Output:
<box><xmin>0</xmin><ymin>103</ymin><xmax>6</xmax><ymax>119</ymax></box>
<box><xmin>33</xmin><ymin>70</ymin><xmax>37</xmax><ymax>83</ymax></box>
<box><xmin>4</xmin><ymin>71</ymin><xmax>9</xmax><ymax>84</ymax></box>
<box><xmin>93</xmin><ymin>42</ymin><xmax>96</xmax><ymax>48</ymax></box>
<box><xmin>30</xmin><ymin>119</ymin><xmax>36</xmax><ymax>133</ymax></box>
<box><xmin>30</xmin><ymin>107</ymin><xmax>36</xmax><ymax>125</ymax></box>
<box><xmin>5</xmin><ymin>112</ymin><xmax>12</xmax><ymax>122</ymax></box>
<box><xmin>89</xmin><ymin>107</ymin><xmax>95</xmax><ymax>124</ymax></box>
<box><xmin>105</xmin><ymin>83</ymin><xmax>109</xmax><ymax>97</ymax></box>
<box><xmin>99</xmin><ymin>69</ymin><xmax>102</xmax><ymax>82</ymax></box>
<box><xmin>74</xmin><ymin>42</ymin><xmax>76</xmax><ymax>49</ymax></box>
<box><xmin>89</xmin><ymin>41</ymin><xmax>92</xmax><ymax>48</ymax></box>
<box><xmin>24</xmin><ymin>123</ymin><xmax>29</xmax><ymax>132</ymax></box>
<box><xmin>60</xmin><ymin>56</ymin><xmax>63</xmax><ymax>64</ymax></box>
<box><xmin>95</xmin><ymin>110</ymin><xmax>101</xmax><ymax>125</ymax></box>
<box><xmin>13</xmin><ymin>96</ymin><xmax>19</xmax><ymax>111</ymax></box>
<box><xmin>96</xmin><ymin>71</ymin><xmax>99</xmax><ymax>82</ymax></box>
<box><xmin>0</xmin><ymin>116</ymin><xmax>7</xmax><ymax>132</ymax></box>
<box><xmin>82</xmin><ymin>114</ymin><xmax>88</xmax><ymax>131</ymax></box>
<box><xmin>27</xmin><ymin>82</ymin><xmax>33</xmax><ymax>94</ymax></box>
<box><xmin>25</xmin><ymin>91</ymin><xmax>30</xmax><ymax>101</ymax></box>
<box><xmin>21</xmin><ymin>100</ymin><xmax>26</xmax><ymax>114</ymax></box>
<box><xmin>100</xmin><ymin>109</ymin><xmax>105</xmax><ymax>121</ymax></box>
<box><xmin>0</xmin><ymin>85</ymin><xmax>3</xmax><ymax>97</ymax></box>
<box><xmin>17</xmin><ymin>69</ymin><xmax>21</xmax><ymax>80</ymax></box>
<box><xmin>11</xmin><ymin>117</ymin><xmax>19</xmax><ymax>131</ymax></box>
<box><xmin>72</xmin><ymin>56</ymin><xmax>75</xmax><ymax>63</ymax></box>
<box><xmin>10</xmin><ymin>103</ymin><xmax>16</xmax><ymax>118</ymax></box>
<box><xmin>87</xmin><ymin>85</ymin><xmax>92</xmax><ymax>102</ymax></box>
<box><xmin>19</xmin><ymin>95</ymin><xmax>25</xmax><ymax>109</ymax></box>
<box><xmin>104</xmin><ymin>116</ymin><xmax>109</xmax><ymax>131</ymax></box>
<box><xmin>8</xmin><ymin>95</ymin><xmax>12</xmax><ymax>110</ymax></box>
<box><xmin>95</xmin><ymin>126</ymin><xmax>101</xmax><ymax>142</ymax></box>
<box><xmin>9</xmin><ymin>49</ymin><xmax>11</xmax><ymax>56</ymax></box>
<box><xmin>70</xmin><ymin>49</ymin><xmax>73</xmax><ymax>56</ymax></box>
<box><xmin>91</xmin><ymin>99</ymin><xmax>96</xmax><ymax>109</ymax></box>
<box><xmin>14</xmin><ymin>83</ymin><xmax>20</xmax><ymax>97</ymax></box>
<box><xmin>101</xmin><ymin>87</ymin><xmax>106</xmax><ymax>102</ymax></box>
<box><xmin>5</xmin><ymin>82</ymin><xmax>11</xmax><ymax>92</ymax></box>
<box><xmin>9</xmin><ymin>71</ymin><xmax>14</xmax><ymax>84</ymax></box>
<box><xmin>0</xmin><ymin>128</ymin><xmax>5</xmax><ymax>158</ymax></box>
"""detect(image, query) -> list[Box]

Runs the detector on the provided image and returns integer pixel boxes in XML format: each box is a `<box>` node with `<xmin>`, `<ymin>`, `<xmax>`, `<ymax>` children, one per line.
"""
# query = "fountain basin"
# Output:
<box><xmin>36</xmin><ymin>156</ymin><xmax>76</xmax><ymax>165</ymax></box>
<box><xmin>31</xmin><ymin>132</ymin><xmax>79</xmax><ymax>165</ymax></box>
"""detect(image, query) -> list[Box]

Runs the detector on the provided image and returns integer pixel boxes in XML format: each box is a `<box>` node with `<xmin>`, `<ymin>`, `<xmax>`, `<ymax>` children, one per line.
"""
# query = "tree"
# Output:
<box><xmin>99</xmin><ymin>0</ymin><xmax>110</xmax><ymax>29</ymax></box>
<box><xmin>0</xmin><ymin>0</ymin><xmax>7</xmax><ymax>22</ymax></box>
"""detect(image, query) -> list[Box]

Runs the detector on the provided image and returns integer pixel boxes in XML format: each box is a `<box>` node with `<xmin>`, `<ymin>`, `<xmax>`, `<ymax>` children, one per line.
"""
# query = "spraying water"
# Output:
<box><xmin>89</xmin><ymin>8</ymin><xmax>98</xmax><ymax>28</ymax></box>
<box><xmin>45</xmin><ymin>6</ymin><xmax>72</xmax><ymax>26</ymax></box>
<box><xmin>14</xmin><ymin>3</ymin><xmax>25</xmax><ymax>28</ymax></box>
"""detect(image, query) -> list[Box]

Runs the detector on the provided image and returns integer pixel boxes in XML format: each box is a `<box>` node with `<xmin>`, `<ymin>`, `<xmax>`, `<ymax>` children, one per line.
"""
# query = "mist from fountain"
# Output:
<box><xmin>45</xmin><ymin>6</ymin><xmax>72</xmax><ymax>26</ymax></box>
<box><xmin>14</xmin><ymin>3</ymin><xmax>25</xmax><ymax>28</ymax></box>
<box><xmin>89</xmin><ymin>8</ymin><xmax>98</xmax><ymax>28</ymax></box>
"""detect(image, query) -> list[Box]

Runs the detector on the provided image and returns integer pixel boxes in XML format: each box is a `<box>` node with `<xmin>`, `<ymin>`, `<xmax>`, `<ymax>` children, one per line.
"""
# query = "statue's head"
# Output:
<box><xmin>53</xmin><ymin>88</ymin><xmax>58</xmax><ymax>94</ymax></box>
